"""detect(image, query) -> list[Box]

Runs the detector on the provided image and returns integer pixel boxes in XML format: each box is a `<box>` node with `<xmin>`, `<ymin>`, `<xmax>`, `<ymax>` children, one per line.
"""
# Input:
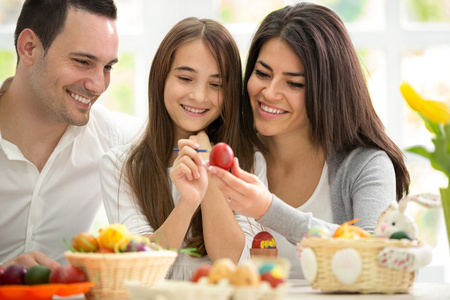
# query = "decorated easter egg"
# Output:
<box><xmin>208</xmin><ymin>258</ymin><xmax>236</xmax><ymax>284</ymax></box>
<box><xmin>307</xmin><ymin>225</ymin><xmax>331</xmax><ymax>238</ymax></box>
<box><xmin>230</xmin><ymin>261</ymin><xmax>260</xmax><ymax>286</ymax></box>
<box><xmin>252</xmin><ymin>231</ymin><xmax>277</xmax><ymax>249</ymax></box>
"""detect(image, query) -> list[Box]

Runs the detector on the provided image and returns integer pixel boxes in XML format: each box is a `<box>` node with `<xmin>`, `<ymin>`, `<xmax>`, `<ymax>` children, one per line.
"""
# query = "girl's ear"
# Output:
<box><xmin>16</xmin><ymin>29</ymin><xmax>42</xmax><ymax>66</ymax></box>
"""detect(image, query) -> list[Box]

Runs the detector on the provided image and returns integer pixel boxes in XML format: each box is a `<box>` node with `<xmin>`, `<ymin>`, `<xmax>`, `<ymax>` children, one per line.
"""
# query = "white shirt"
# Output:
<box><xmin>0</xmin><ymin>77</ymin><xmax>144</xmax><ymax>266</ymax></box>
<box><xmin>100</xmin><ymin>144</ymin><xmax>267</xmax><ymax>280</ymax></box>
<box><xmin>266</xmin><ymin>162</ymin><xmax>331</xmax><ymax>279</ymax></box>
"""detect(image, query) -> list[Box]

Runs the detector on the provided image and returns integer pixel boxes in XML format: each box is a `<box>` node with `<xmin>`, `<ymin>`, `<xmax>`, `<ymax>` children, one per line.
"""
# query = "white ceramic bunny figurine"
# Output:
<box><xmin>374</xmin><ymin>197</ymin><xmax>418</xmax><ymax>239</ymax></box>
<box><xmin>374</xmin><ymin>194</ymin><xmax>440</xmax><ymax>272</ymax></box>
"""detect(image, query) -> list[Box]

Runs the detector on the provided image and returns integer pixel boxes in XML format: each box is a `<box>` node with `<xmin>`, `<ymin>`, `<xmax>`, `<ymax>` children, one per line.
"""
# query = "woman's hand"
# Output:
<box><xmin>170</xmin><ymin>139</ymin><xmax>208</xmax><ymax>207</ymax></box>
<box><xmin>208</xmin><ymin>157</ymin><xmax>273</xmax><ymax>220</ymax></box>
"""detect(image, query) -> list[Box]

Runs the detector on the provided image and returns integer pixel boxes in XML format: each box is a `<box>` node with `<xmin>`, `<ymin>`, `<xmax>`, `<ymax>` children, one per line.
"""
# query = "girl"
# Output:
<box><xmin>100</xmin><ymin>17</ymin><xmax>265</xmax><ymax>280</ymax></box>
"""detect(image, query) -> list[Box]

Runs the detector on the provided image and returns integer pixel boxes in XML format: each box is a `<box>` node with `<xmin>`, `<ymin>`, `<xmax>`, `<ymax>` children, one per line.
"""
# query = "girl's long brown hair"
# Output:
<box><xmin>242</xmin><ymin>3</ymin><xmax>410</xmax><ymax>199</ymax></box>
<box><xmin>123</xmin><ymin>17</ymin><xmax>254</xmax><ymax>256</ymax></box>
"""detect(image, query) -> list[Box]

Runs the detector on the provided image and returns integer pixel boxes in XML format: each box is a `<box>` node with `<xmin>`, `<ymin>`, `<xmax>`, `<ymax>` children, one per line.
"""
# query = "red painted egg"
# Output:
<box><xmin>252</xmin><ymin>231</ymin><xmax>277</xmax><ymax>249</ymax></box>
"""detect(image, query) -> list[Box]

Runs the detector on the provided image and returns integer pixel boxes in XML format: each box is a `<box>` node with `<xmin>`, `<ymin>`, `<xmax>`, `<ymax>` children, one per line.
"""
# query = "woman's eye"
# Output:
<box><xmin>287</xmin><ymin>81</ymin><xmax>304</xmax><ymax>88</ymax></box>
<box><xmin>255</xmin><ymin>69</ymin><xmax>269</xmax><ymax>78</ymax></box>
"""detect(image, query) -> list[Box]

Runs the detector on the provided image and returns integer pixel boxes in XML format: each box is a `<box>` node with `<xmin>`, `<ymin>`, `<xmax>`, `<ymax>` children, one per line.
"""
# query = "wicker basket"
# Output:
<box><xmin>65</xmin><ymin>250</ymin><xmax>177</xmax><ymax>299</ymax></box>
<box><xmin>298</xmin><ymin>238</ymin><xmax>418</xmax><ymax>294</ymax></box>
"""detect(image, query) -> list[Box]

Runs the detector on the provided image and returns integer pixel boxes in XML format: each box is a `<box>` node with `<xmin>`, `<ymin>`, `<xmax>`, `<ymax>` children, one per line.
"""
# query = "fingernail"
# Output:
<box><xmin>196</xmin><ymin>172</ymin><xmax>200</xmax><ymax>179</ymax></box>
<box><xmin>208</xmin><ymin>166</ymin><xmax>217</xmax><ymax>174</ymax></box>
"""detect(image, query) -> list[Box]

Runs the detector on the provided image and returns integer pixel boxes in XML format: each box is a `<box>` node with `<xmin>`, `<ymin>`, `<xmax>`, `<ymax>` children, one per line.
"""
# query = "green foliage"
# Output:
<box><xmin>322</xmin><ymin>0</ymin><xmax>367</xmax><ymax>23</ymax></box>
<box><xmin>407</xmin><ymin>0</ymin><xmax>450</xmax><ymax>22</ymax></box>
<box><xmin>0</xmin><ymin>50</ymin><xmax>16</xmax><ymax>81</ymax></box>
<box><xmin>406</xmin><ymin>113</ymin><xmax>450</xmax><ymax>181</ymax></box>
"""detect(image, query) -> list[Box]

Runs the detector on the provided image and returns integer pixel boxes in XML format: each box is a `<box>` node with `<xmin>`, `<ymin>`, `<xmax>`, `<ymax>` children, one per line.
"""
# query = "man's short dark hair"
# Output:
<box><xmin>14</xmin><ymin>0</ymin><xmax>117</xmax><ymax>58</ymax></box>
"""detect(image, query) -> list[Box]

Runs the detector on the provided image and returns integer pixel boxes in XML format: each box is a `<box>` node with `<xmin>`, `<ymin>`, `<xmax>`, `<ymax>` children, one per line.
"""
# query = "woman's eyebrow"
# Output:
<box><xmin>256</xmin><ymin>60</ymin><xmax>304</xmax><ymax>77</ymax></box>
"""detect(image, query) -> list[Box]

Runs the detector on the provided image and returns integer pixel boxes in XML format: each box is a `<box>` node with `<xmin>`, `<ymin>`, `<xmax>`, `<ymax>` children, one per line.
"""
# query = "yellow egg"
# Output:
<box><xmin>97</xmin><ymin>224</ymin><xmax>130</xmax><ymax>252</ymax></box>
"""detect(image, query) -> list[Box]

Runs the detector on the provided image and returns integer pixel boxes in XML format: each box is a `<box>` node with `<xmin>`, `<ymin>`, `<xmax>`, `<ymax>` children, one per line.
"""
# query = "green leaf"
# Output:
<box><xmin>405</xmin><ymin>145</ymin><xmax>432</xmax><ymax>160</ymax></box>
<box><xmin>419</xmin><ymin>113</ymin><xmax>442</xmax><ymax>137</ymax></box>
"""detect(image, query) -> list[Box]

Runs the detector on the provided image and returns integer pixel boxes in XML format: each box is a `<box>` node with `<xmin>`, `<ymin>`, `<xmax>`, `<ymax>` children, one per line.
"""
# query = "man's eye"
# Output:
<box><xmin>104</xmin><ymin>65</ymin><xmax>113</xmax><ymax>71</ymax></box>
<box><xmin>74</xmin><ymin>59</ymin><xmax>89</xmax><ymax>65</ymax></box>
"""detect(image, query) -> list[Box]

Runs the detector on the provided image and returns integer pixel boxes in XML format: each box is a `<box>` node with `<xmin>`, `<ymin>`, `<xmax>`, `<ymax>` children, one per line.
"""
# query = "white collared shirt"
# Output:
<box><xmin>0</xmin><ymin>77</ymin><xmax>143</xmax><ymax>265</ymax></box>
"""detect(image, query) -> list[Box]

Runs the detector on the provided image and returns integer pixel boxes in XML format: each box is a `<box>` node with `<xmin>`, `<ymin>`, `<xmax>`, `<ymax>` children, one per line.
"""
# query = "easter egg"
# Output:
<box><xmin>230</xmin><ymin>262</ymin><xmax>260</xmax><ymax>286</ymax></box>
<box><xmin>307</xmin><ymin>225</ymin><xmax>331</xmax><ymax>238</ymax></box>
<box><xmin>252</xmin><ymin>231</ymin><xmax>277</xmax><ymax>249</ymax></box>
<box><xmin>208</xmin><ymin>258</ymin><xmax>236</xmax><ymax>284</ymax></box>
<box><xmin>261</xmin><ymin>272</ymin><xmax>285</xmax><ymax>288</ymax></box>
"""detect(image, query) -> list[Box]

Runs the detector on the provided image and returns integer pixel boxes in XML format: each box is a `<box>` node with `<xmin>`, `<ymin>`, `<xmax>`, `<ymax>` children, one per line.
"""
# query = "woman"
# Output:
<box><xmin>100</xmin><ymin>17</ymin><xmax>265</xmax><ymax>280</ymax></box>
<box><xmin>208</xmin><ymin>3</ymin><xmax>410</xmax><ymax>278</ymax></box>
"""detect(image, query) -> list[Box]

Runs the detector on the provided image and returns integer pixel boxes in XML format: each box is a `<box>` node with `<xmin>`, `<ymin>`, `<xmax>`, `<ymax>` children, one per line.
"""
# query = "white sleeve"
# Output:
<box><xmin>99</xmin><ymin>145</ymin><xmax>154</xmax><ymax>235</ymax></box>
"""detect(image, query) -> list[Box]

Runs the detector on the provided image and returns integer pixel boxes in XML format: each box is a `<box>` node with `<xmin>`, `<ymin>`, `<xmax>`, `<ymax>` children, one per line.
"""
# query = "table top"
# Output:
<box><xmin>283</xmin><ymin>281</ymin><xmax>450</xmax><ymax>299</ymax></box>
<box><xmin>53</xmin><ymin>281</ymin><xmax>450</xmax><ymax>300</ymax></box>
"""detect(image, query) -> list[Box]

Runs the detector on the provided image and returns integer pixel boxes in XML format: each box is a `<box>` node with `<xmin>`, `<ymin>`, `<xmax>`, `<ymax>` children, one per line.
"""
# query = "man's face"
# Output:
<box><xmin>28</xmin><ymin>8</ymin><xmax>119</xmax><ymax>126</ymax></box>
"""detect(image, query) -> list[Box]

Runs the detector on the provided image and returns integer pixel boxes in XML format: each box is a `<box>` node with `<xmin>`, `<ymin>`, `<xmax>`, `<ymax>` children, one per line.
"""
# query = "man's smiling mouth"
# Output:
<box><xmin>70</xmin><ymin>92</ymin><xmax>92</xmax><ymax>104</ymax></box>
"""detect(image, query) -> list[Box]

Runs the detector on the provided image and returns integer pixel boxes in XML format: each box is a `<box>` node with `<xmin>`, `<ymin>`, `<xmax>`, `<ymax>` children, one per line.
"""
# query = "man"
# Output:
<box><xmin>0</xmin><ymin>0</ymin><xmax>142</xmax><ymax>270</ymax></box>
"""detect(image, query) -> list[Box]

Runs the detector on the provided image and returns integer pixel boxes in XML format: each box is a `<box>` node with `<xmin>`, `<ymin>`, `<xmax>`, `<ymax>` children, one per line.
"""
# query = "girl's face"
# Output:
<box><xmin>247</xmin><ymin>38</ymin><xmax>308</xmax><ymax>139</ymax></box>
<box><xmin>164</xmin><ymin>40</ymin><xmax>223</xmax><ymax>141</ymax></box>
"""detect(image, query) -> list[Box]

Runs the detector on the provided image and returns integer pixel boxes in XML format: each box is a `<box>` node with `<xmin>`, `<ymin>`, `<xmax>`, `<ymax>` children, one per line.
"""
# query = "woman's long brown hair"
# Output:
<box><xmin>242</xmin><ymin>3</ymin><xmax>410</xmax><ymax>199</ymax></box>
<box><xmin>123</xmin><ymin>17</ymin><xmax>254</xmax><ymax>256</ymax></box>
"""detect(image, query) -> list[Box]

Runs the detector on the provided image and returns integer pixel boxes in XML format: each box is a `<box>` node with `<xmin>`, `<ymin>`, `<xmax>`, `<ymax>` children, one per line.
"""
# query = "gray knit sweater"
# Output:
<box><xmin>257</xmin><ymin>147</ymin><xmax>397</xmax><ymax>245</ymax></box>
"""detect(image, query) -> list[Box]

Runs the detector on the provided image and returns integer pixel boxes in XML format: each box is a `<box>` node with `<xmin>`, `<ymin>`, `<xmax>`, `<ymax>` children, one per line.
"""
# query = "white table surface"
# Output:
<box><xmin>54</xmin><ymin>280</ymin><xmax>450</xmax><ymax>300</ymax></box>
<box><xmin>284</xmin><ymin>280</ymin><xmax>450</xmax><ymax>299</ymax></box>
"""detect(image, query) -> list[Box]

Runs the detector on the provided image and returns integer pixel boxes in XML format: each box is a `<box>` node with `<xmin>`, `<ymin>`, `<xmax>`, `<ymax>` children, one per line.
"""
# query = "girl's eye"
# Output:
<box><xmin>210</xmin><ymin>82</ymin><xmax>222</xmax><ymax>88</ymax></box>
<box><xmin>255</xmin><ymin>69</ymin><xmax>269</xmax><ymax>78</ymax></box>
<box><xmin>178</xmin><ymin>76</ymin><xmax>191</xmax><ymax>82</ymax></box>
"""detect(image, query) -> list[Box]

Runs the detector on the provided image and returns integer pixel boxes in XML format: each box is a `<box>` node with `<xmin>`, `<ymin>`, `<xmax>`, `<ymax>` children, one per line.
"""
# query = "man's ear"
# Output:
<box><xmin>16</xmin><ymin>28</ymin><xmax>42</xmax><ymax>66</ymax></box>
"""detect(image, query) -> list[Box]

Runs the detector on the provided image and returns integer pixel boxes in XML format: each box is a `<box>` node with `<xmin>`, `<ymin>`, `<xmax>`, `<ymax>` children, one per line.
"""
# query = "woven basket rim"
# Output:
<box><xmin>299</xmin><ymin>237</ymin><xmax>419</xmax><ymax>248</ymax></box>
<box><xmin>64</xmin><ymin>250</ymin><xmax>178</xmax><ymax>259</ymax></box>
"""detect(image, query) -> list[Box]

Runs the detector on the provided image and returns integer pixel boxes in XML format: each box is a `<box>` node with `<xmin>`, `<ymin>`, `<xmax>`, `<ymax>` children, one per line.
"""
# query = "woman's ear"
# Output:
<box><xmin>16</xmin><ymin>28</ymin><xmax>42</xmax><ymax>66</ymax></box>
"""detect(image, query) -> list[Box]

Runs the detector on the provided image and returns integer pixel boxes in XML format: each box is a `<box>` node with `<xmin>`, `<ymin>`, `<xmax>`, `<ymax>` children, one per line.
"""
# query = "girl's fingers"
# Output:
<box><xmin>175</xmin><ymin>144</ymin><xmax>204</xmax><ymax>167</ymax></box>
<box><xmin>173</xmin><ymin>156</ymin><xmax>201</xmax><ymax>180</ymax></box>
<box><xmin>177</xmin><ymin>138</ymin><xmax>200</xmax><ymax>150</ymax></box>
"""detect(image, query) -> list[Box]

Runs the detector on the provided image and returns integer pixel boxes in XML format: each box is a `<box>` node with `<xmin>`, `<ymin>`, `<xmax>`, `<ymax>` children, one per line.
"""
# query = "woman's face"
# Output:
<box><xmin>247</xmin><ymin>38</ymin><xmax>308</xmax><ymax>139</ymax></box>
<box><xmin>164</xmin><ymin>40</ymin><xmax>223</xmax><ymax>141</ymax></box>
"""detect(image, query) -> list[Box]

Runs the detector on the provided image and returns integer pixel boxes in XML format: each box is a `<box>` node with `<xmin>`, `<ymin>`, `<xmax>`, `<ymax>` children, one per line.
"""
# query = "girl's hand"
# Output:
<box><xmin>208</xmin><ymin>157</ymin><xmax>273</xmax><ymax>220</ymax></box>
<box><xmin>170</xmin><ymin>139</ymin><xmax>208</xmax><ymax>207</ymax></box>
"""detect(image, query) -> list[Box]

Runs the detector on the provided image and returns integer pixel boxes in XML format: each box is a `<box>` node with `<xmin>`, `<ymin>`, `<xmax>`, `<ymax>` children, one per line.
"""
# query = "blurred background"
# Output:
<box><xmin>1</xmin><ymin>0</ymin><xmax>449</xmax><ymax>282</ymax></box>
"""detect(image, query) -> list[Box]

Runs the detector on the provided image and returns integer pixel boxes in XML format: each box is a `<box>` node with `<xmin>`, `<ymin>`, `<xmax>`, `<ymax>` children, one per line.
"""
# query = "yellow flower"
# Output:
<box><xmin>400</xmin><ymin>82</ymin><xmax>450</xmax><ymax>124</ymax></box>
<box><xmin>97</xmin><ymin>224</ymin><xmax>130</xmax><ymax>252</ymax></box>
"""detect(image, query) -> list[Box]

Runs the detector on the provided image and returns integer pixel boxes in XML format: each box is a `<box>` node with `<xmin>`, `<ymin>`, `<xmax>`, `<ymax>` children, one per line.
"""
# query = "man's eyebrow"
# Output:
<box><xmin>70</xmin><ymin>52</ymin><xmax>118</xmax><ymax>65</ymax></box>
<box><xmin>256</xmin><ymin>60</ymin><xmax>304</xmax><ymax>77</ymax></box>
